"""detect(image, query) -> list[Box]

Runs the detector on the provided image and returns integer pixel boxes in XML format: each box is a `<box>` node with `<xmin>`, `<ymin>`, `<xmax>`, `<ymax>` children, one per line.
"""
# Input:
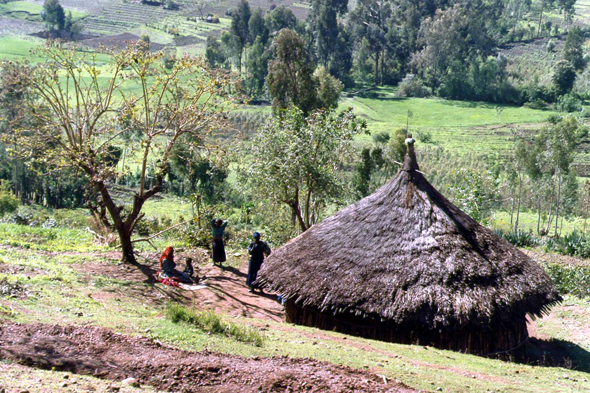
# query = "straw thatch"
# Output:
<box><xmin>256</xmin><ymin>141</ymin><xmax>561</xmax><ymax>355</ymax></box>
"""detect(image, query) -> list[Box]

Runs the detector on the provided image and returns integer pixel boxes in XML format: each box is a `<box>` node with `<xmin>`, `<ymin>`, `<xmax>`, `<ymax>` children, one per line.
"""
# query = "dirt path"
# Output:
<box><xmin>0</xmin><ymin>322</ymin><xmax>416</xmax><ymax>393</ymax></box>
<box><xmin>70</xmin><ymin>248</ymin><xmax>286</xmax><ymax>321</ymax></box>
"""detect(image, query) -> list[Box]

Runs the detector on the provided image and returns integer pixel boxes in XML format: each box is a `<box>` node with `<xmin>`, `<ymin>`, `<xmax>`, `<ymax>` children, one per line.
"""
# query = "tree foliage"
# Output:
<box><xmin>8</xmin><ymin>43</ymin><xmax>238</xmax><ymax>263</ymax></box>
<box><xmin>243</xmin><ymin>107</ymin><xmax>366</xmax><ymax>231</ymax></box>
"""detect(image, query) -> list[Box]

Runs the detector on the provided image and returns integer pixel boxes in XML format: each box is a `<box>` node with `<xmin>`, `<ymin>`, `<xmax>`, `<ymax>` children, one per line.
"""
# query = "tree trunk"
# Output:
<box><xmin>119</xmin><ymin>226</ymin><xmax>136</xmax><ymax>264</ymax></box>
<box><xmin>537</xmin><ymin>196</ymin><xmax>542</xmax><ymax>236</ymax></box>
<box><xmin>374</xmin><ymin>50</ymin><xmax>380</xmax><ymax>86</ymax></box>
<box><xmin>514</xmin><ymin>179</ymin><xmax>522</xmax><ymax>233</ymax></box>
<box><xmin>510</xmin><ymin>196</ymin><xmax>515</xmax><ymax>226</ymax></box>
<box><xmin>554</xmin><ymin>174</ymin><xmax>562</xmax><ymax>237</ymax></box>
<box><xmin>304</xmin><ymin>189</ymin><xmax>312</xmax><ymax>229</ymax></box>
<box><xmin>538</xmin><ymin>5</ymin><xmax>543</xmax><ymax>37</ymax></box>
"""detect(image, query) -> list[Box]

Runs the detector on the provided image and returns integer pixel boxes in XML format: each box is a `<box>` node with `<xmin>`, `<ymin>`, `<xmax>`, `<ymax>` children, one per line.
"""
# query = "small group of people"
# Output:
<box><xmin>210</xmin><ymin>218</ymin><xmax>271</xmax><ymax>293</ymax></box>
<box><xmin>158</xmin><ymin>218</ymin><xmax>271</xmax><ymax>293</ymax></box>
<box><xmin>159</xmin><ymin>246</ymin><xmax>195</xmax><ymax>284</ymax></box>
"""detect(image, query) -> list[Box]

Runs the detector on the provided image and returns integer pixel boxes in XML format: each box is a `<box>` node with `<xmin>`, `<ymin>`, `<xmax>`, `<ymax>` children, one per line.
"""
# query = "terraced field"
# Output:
<box><xmin>83</xmin><ymin>2</ymin><xmax>177</xmax><ymax>35</ymax></box>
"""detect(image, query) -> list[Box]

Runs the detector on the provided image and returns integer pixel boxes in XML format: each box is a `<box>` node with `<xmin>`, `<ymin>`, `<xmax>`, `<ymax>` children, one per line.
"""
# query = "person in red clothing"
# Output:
<box><xmin>159</xmin><ymin>247</ymin><xmax>192</xmax><ymax>283</ymax></box>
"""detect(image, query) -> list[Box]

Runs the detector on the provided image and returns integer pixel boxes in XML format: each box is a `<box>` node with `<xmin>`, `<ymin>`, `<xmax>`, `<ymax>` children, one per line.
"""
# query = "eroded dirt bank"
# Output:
<box><xmin>0</xmin><ymin>322</ymin><xmax>416</xmax><ymax>393</ymax></box>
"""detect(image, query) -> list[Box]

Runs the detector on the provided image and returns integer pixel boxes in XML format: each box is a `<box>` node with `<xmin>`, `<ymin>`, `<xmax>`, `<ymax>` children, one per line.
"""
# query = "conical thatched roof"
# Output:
<box><xmin>257</xmin><ymin>141</ymin><xmax>561</xmax><ymax>332</ymax></box>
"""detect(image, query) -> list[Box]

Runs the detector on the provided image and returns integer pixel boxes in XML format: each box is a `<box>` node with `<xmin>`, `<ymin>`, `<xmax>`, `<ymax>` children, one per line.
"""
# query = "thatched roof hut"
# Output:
<box><xmin>256</xmin><ymin>139</ymin><xmax>561</xmax><ymax>355</ymax></box>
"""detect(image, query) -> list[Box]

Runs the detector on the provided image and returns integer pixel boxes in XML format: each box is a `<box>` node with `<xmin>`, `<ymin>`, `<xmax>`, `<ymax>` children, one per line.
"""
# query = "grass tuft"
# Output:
<box><xmin>166</xmin><ymin>303</ymin><xmax>264</xmax><ymax>346</ymax></box>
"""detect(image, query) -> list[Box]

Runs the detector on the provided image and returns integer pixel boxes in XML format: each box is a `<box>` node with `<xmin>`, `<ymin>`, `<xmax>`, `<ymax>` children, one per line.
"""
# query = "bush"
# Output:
<box><xmin>0</xmin><ymin>191</ymin><xmax>18</xmax><ymax>217</ymax></box>
<box><xmin>544</xmin><ymin>264</ymin><xmax>590</xmax><ymax>298</ymax></box>
<box><xmin>545</xmin><ymin>230</ymin><xmax>590</xmax><ymax>258</ymax></box>
<box><xmin>553</xmin><ymin>60</ymin><xmax>576</xmax><ymax>96</ymax></box>
<box><xmin>166</xmin><ymin>304</ymin><xmax>264</xmax><ymax>346</ymax></box>
<box><xmin>494</xmin><ymin>229</ymin><xmax>539</xmax><ymax>248</ymax></box>
<box><xmin>547</xmin><ymin>40</ymin><xmax>555</xmax><ymax>52</ymax></box>
<box><xmin>372</xmin><ymin>131</ymin><xmax>390</xmax><ymax>145</ymax></box>
<box><xmin>556</xmin><ymin>93</ymin><xmax>582</xmax><ymax>113</ymax></box>
<box><xmin>397</xmin><ymin>74</ymin><xmax>431</xmax><ymax>98</ymax></box>
<box><xmin>416</xmin><ymin>129</ymin><xmax>433</xmax><ymax>143</ymax></box>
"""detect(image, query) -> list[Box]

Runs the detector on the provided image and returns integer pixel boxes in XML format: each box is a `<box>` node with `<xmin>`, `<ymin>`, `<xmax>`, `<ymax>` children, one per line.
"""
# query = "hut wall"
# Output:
<box><xmin>285</xmin><ymin>300</ymin><xmax>528</xmax><ymax>356</ymax></box>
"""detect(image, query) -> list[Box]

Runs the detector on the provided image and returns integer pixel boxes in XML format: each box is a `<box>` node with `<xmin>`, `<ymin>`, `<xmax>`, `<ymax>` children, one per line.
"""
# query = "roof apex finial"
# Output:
<box><xmin>403</xmin><ymin>133</ymin><xmax>419</xmax><ymax>171</ymax></box>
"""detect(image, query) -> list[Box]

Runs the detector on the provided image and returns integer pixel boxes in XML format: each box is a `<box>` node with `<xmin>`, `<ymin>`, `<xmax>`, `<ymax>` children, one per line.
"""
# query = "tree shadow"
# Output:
<box><xmin>221</xmin><ymin>265</ymin><xmax>248</xmax><ymax>279</ymax></box>
<box><xmin>498</xmin><ymin>338</ymin><xmax>590</xmax><ymax>373</ymax></box>
<box><xmin>437</xmin><ymin>100</ymin><xmax>505</xmax><ymax>110</ymax></box>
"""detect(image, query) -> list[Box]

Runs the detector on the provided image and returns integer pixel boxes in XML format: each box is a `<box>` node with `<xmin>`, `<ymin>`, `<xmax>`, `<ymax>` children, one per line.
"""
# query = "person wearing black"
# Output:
<box><xmin>247</xmin><ymin>232</ymin><xmax>271</xmax><ymax>293</ymax></box>
<box><xmin>211</xmin><ymin>218</ymin><xmax>228</xmax><ymax>266</ymax></box>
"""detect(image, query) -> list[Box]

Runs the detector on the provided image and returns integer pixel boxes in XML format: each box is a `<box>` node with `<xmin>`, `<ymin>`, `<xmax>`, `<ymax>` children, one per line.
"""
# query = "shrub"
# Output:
<box><xmin>543</xmin><ymin>264</ymin><xmax>590</xmax><ymax>298</ymax></box>
<box><xmin>416</xmin><ymin>129</ymin><xmax>433</xmax><ymax>143</ymax></box>
<box><xmin>0</xmin><ymin>191</ymin><xmax>18</xmax><ymax>217</ymax></box>
<box><xmin>547</xmin><ymin>40</ymin><xmax>555</xmax><ymax>52</ymax></box>
<box><xmin>372</xmin><ymin>131</ymin><xmax>390</xmax><ymax>145</ymax></box>
<box><xmin>545</xmin><ymin>230</ymin><xmax>590</xmax><ymax>258</ymax></box>
<box><xmin>553</xmin><ymin>60</ymin><xmax>576</xmax><ymax>96</ymax></box>
<box><xmin>494</xmin><ymin>229</ymin><xmax>539</xmax><ymax>248</ymax></box>
<box><xmin>556</xmin><ymin>93</ymin><xmax>582</xmax><ymax>113</ymax></box>
<box><xmin>397</xmin><ymin>74</ymin><xmax>431</xmax><ymax>98</ymax></box>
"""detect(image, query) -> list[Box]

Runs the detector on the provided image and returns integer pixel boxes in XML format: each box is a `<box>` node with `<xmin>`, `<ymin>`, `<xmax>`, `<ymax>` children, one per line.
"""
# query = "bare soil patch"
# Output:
<box><xmin>523</xmin><ymin>249</ymin><xmax>590</xmax><ymax>268</ymax></box>
<box><xmin>0</xmin><ymin>322</ymin><xmax>415</xmax><ymax>393</ymax></box>
<box><xmin>79</xmin><ymin>33</ymin><xmax>166</xmax><ymax>50</ymax></box>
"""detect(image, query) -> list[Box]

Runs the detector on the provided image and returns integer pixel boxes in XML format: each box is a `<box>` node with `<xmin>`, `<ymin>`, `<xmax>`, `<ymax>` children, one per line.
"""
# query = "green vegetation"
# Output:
<box><xmin>166</xmin><ymin>303</ymin><xmax>265</xmax><ymax>346</ymax></box>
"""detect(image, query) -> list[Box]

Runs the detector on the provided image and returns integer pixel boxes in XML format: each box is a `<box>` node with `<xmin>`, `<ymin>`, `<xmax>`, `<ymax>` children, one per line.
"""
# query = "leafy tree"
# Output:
<box><xmin>243</xmin><ymin>107</ymin><xmax>366</xmax><ymax>231</ymax></box>
<box><xmin>249</xmin><ymin>8</ymin><xmax>269</xmax><ymax>44</ymax></box>
<box><xmin>11</xmin><ymin>43</ymin><xmax>237</xmax><ymax>263</ymax></box>
<box><xmin>205</xmin><ymin>36</ymin><xmax>227</xmax><ymax>68</ymax></box>
<box><xmin>564</xmin><ymin>26</ymin><xmax>585</xmax><ymax>71</ymax></box>
<box><xmin>230</xmin><ymin>0</ymin><xmax>251</xmax><ymax>74</ymax></box>
<box><xmin>266</xmin><ymin>29</ymin><xmax>318</xmax><ymax>114</ymax></box>
<box><xmin>0</xmin><ymin>180</ymin><xmax>18</xmax><ymax>216</ymax></box>
<box><xmin>314</xmin><ymin>66</ymin><xmax>342</xmax><ymax>111</ymax></box>
<box><xmin>553</xmin><ymin>60</ymin><xmax>576</xmax><ymax>95</ymax></box>
<box><xmin>42</xmin><ymin>0</ymin><xmax>65</xmax><ymax>31</ymax></box>
<box><xmin>220</xmin><ymin>31</ymin><xmax>241</xmax><ymax>69</ymax></box>
<box><xmin>349</xmin><ymin>0</ymin><xmax>391</xmax><ymax>86</ymax></box>
<box><xmin>244</xmin><ymin>36</ymin><xmax>270</xmax><ymax>98</ymax></box>
<box><xmin>265</xmin><ymin>6</ymin><xmax>297</xmax><ymax>33</ymax></box>
<box><xmin>267</xmin><ymin>30</ymin><xmax>342</xmax><ymax>114</ymax></box>
<box><xmin>353</xmin><ymin>147</ymin><xmax>375</xmax><ymax>198</ymax></box>
<box><xmin>412</xmin><ymin>4</ymin><xmax>496</xmax><ymax>87</ymax></box>
<box><xmin>557</xmin><ymin>0</ymin><xmax>576</xmax><ymax>25</ymax></box>
<box><xmin>309</xmin><ymin>0</ymin><xmax>351</xmax><ymax>81</ymax></box>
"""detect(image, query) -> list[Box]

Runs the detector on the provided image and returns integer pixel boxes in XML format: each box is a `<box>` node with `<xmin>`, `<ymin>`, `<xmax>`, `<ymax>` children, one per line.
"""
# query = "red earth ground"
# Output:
<box><xmin>0</xmin><ymin>322</ymin><xmax>415</xmax><ymax>393</ymax></box>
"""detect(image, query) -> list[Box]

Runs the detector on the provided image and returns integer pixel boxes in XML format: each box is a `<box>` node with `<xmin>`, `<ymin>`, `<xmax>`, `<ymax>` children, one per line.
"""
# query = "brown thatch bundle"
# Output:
<box><xmin>256</xmin><ymin>141</ymin><xmax>561</xmax><ymax>351</ymax></box>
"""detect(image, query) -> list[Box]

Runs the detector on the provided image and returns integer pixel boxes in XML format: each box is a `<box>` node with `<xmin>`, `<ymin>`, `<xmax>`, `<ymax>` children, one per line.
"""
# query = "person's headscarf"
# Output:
<box><xmin>160</xmin><ymin>246</ymin><xmax>174</xmax><ymax>268</ymax></box>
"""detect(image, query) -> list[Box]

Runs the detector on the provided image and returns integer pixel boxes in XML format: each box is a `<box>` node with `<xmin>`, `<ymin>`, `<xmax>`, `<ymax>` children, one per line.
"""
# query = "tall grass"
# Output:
<box><xmin>166</xmin><ymin>303</ymin><xmax>264</xmax><ymax>347</ymax></box>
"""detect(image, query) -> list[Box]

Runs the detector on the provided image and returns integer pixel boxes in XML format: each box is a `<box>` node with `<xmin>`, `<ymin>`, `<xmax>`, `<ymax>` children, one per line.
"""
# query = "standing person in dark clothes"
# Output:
<box><xmin>247</xmin><ymin>232</ymin><xmax>271</xmax><ymax>293</ymax></box>
<box><xmin>211</xmin><ymin>218</ymin><xmax>228</xmax><ymax>266</ymax></box>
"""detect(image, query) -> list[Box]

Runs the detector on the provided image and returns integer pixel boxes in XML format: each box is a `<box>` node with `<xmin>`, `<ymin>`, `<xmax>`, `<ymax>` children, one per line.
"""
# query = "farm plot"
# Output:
<box><xmin>183</xmin><ymin>0</ymin><xmax>311</xmax><ymax>21</ymax></box>
<box><xmin>147</xmin><ymin>14</ymin><xmax>230</xmax><ymax>45</ymax></box>
<box><xmin>0</xmin><ymin>1</ymin><xmax>87</xmax><ymax>22</ymax></box>
<box><xmin>84</xmin><ymin>2</ymin><xmax>177</xmax><ymax>35</ymax></box>
<box><xmin>0</xmin><ymin>16</ymin><xmax>42</xmax><ymax>36</ymax></box>
<box><xmin>500</xmin><ymin>36</ymin><xmax>566</xmax><ymax>86</ymax></box>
